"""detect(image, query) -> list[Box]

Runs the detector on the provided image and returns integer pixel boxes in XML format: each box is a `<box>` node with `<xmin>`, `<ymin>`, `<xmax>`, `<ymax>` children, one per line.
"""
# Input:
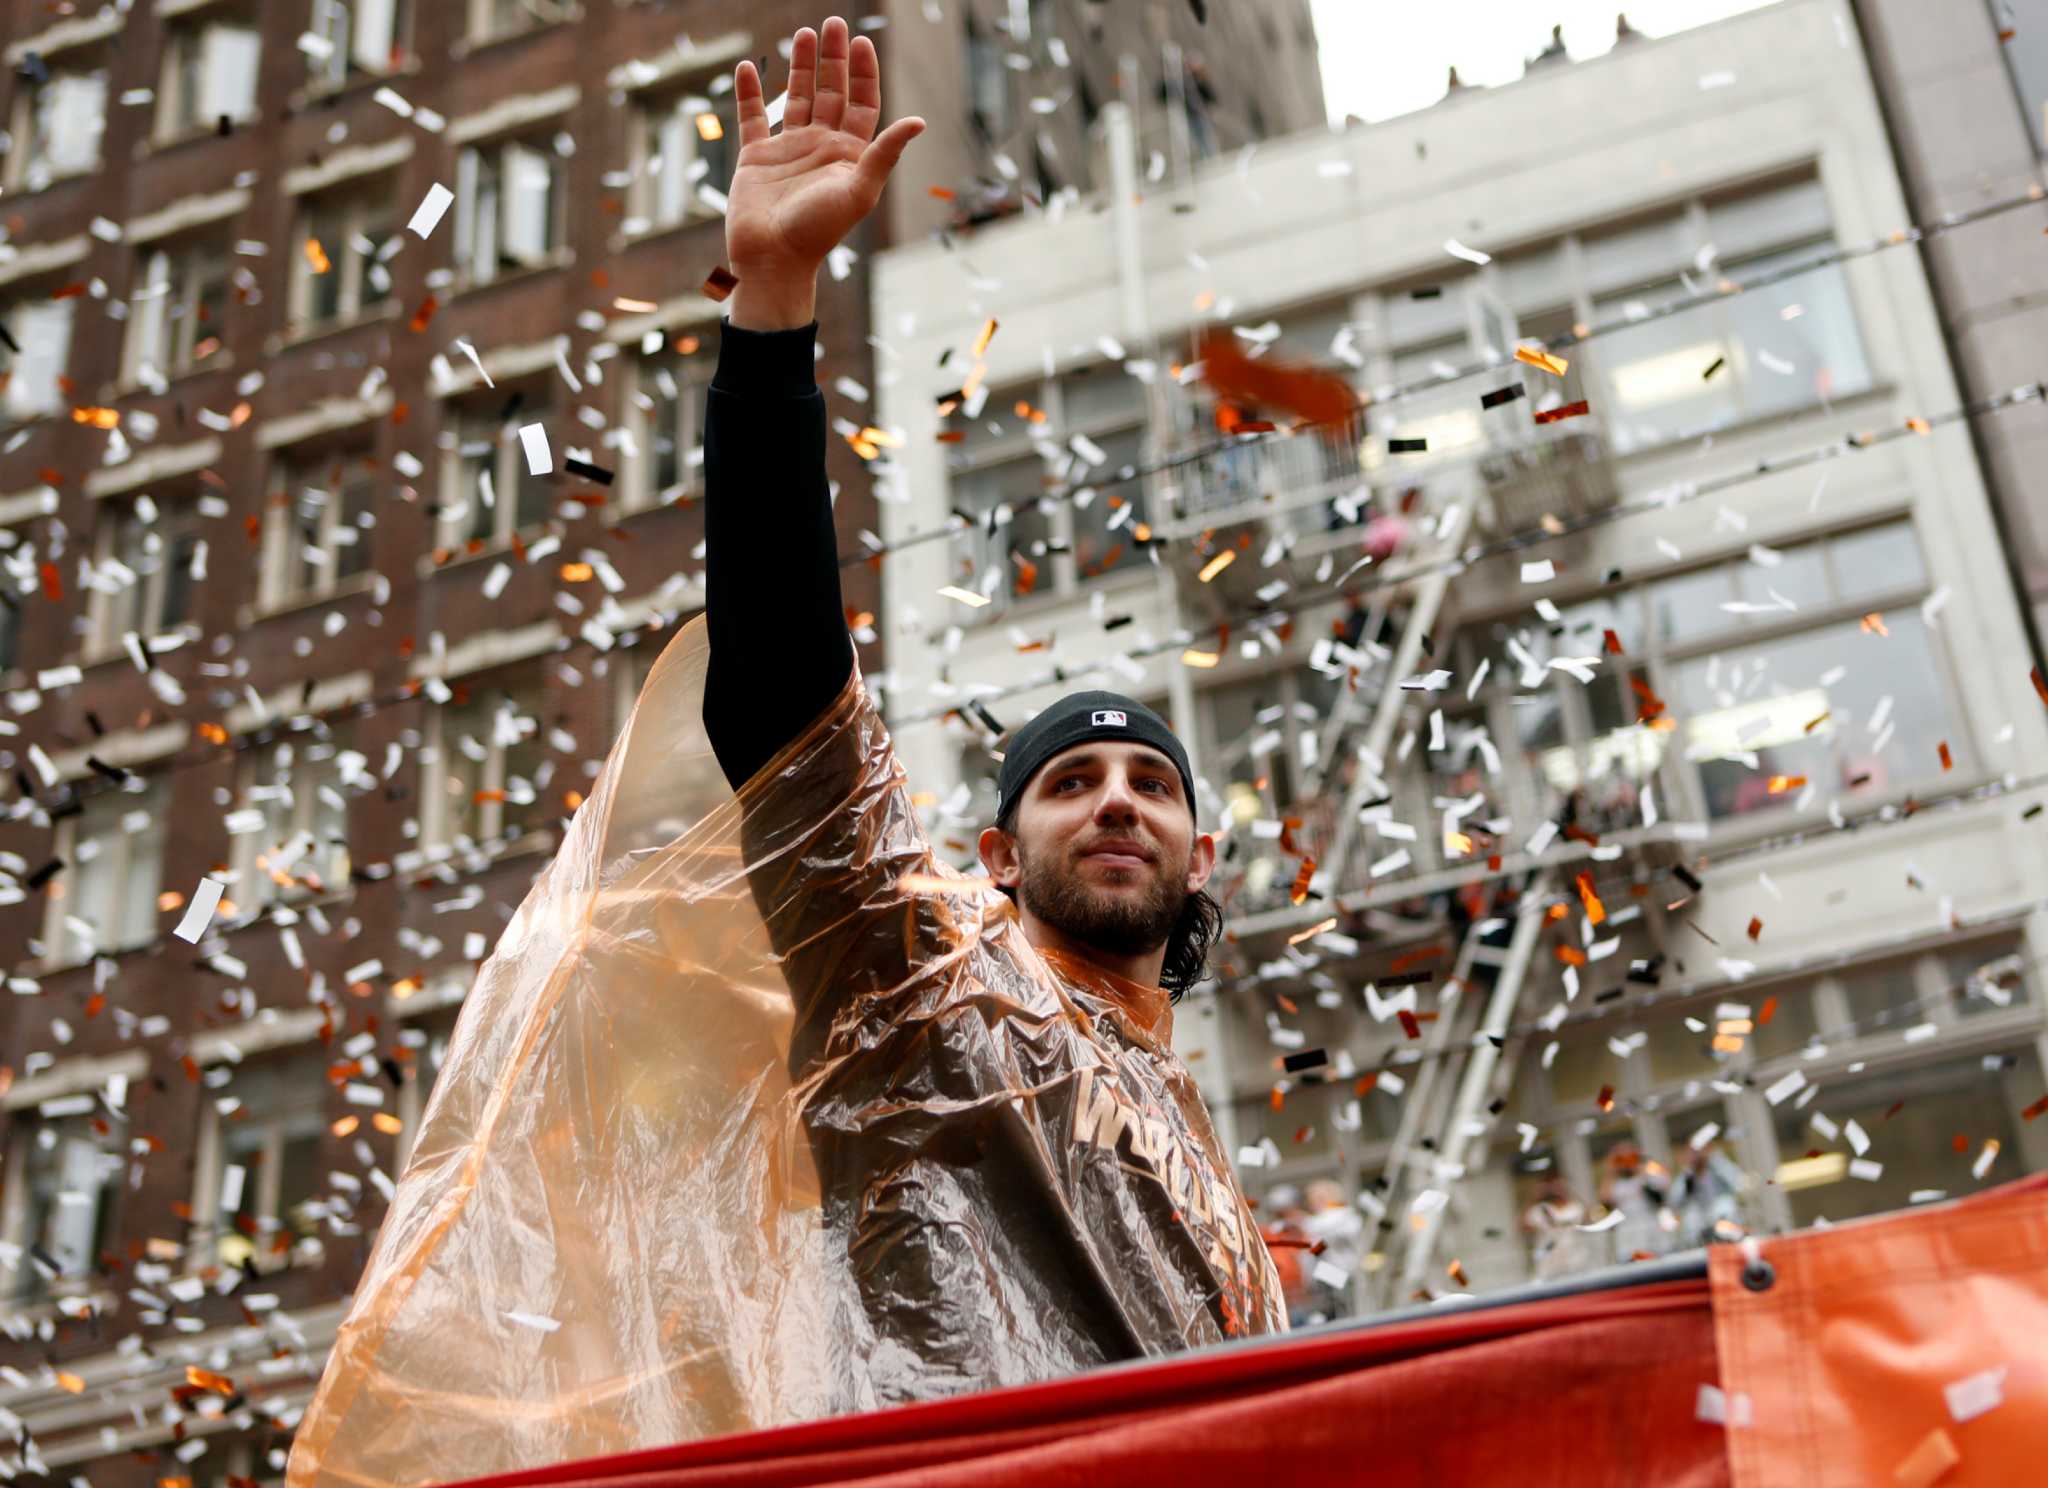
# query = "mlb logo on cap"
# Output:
<box><xmin>1091</xmin><ymin>710</ymin><xmax>1127</xmax><ymax>727</ymax></box>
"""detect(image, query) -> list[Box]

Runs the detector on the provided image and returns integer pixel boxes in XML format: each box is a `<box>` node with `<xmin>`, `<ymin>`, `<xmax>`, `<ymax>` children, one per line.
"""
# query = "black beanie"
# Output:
<box><xmin>994</xmin><ymin>691</ymin><xmax>1197</xmax><ymax>826</ymax></box>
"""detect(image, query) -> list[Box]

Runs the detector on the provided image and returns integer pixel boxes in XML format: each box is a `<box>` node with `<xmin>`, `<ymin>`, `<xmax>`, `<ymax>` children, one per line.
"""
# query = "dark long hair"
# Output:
<box><xmin>1158</xmin><ymin>887</ymin><xmax>1224</xmax><ymax>1002</ymax></box>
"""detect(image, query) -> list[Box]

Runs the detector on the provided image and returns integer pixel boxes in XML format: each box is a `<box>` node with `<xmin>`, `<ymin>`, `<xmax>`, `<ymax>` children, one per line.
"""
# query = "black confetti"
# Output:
<box><xmin>1388</xmin><ymin>436</ymin><xmax>1428</xmax><ymax>453</ymax></box>
<box><xmin>1480</xmin><ymin>383</ymin><xmax>1527</xmax><ymax>409</ymax></box>
<box><xmin>1282</xmin><ymin>1048</ymin><xmax>1328</xmax><ymax>1074</ymax></box>
<box><xmin>26</xmin><ymin>858</ymin><xmax>64</xmax><ymax>890</ymax></box>
<box><xmin>563</xmin><ymin>456</ymin><xmax>615</xmax><ymax>487</ymax></box>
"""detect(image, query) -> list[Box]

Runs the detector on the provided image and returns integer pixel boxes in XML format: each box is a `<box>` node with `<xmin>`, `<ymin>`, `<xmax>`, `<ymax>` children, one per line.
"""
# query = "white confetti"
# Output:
<box><xmin>503</xmin><ymin>1310</ymin><xmax>561</xmax><ymax>1333</ymax></box>
<box><xmin>1848</xmin><ymin>1158</ymin><xmax>1884</xmax><ymax>1181</ymax></box>
<box><xmin>1764</xmin><ymin>1069</ymin><xmax>1808</xmax><ymax>1106</ymax></box>
<box><xmin>171</xmin><ymin>878</ymin><xmax>227</xmax><ymax>943</ymax></box>
<box><xmin>519</xmin><ymin>423</ymin><xmax>553</xmax><ymax>476</ymax></box>
<box><xmin>1944</xmin><ymin>1366</ymin><xmax>2006</xmax><ymax>1423</ymax></box>
<box><xmin>1444</xmin><ymin>237</ymin><xmax>1492</xmax><ymax>265</ymax></box>
<box><xmin>1696</xmin><ymin>1383</ymin><xmax>1753</xmax><ymax>1426</ymax></box>
<box><xmin>408</xmin><ymin>182</ymin><xmax>456</xmax><ymax>239</ymax></box>
<box><xmin>1520</xmin><ymin>559</ymin><xmax>1556</xmax><ymax>583</ymax></box>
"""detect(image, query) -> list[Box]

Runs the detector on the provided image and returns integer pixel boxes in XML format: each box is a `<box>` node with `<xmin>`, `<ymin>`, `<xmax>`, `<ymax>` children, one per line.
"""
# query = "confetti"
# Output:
<box><xmin>1892</xmin><ymin>1427</ymin><xmax>1959</xmax><ymax>1488</ymax></box>
<box><xmin>1514</xmin><ymin>346</ymin><xmax>1569</xmax><ymax>377</ymax></box>
<box><xmin>408</xmin><ymin>182</ymin><xmax>456</xmax><ymax>238</ymax></box>
<box><xmin>518</xmin><ymin>424</ymin><xmax>554</xmax><ymax>476</ymax></box>
<box><xmin>1533</xmin><ymin>399</ymin><xmax>1592</xmax><ymax>425</ymax></box>
<box><xmin>171</xmin><ymin>877</ymin><xmax>227</xmax><ymax>943</ymax></box>
<box><xmin>1388</xmin><ymin>437</ymin><xmax>1428</xmax><ymax>453</ymax></box>
<box><xmin>937</xmin><ymin>585</ymin><xmax>991</xmax><ymax>608</ymax></box>
<box><xmin>1944</xmin><ymin>1366</ymin><xmax>2006</xmax><ymax>1423</ymax></box>
<box><xmin>702</xmin><ymin>266</ymin><xmax>740</xmax><ymax>301</ymax></box>
<box><xmin>1480</xmin><ymin>383</ymin><xmax>1527</xmax><ymax>409</ymax></box>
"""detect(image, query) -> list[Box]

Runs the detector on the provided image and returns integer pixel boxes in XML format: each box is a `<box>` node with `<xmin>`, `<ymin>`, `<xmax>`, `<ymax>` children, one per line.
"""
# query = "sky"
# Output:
<box><xmin>1307</xmin><ymin>0</ymin><xmax>1785</xmax><ymax>125</ymax></box>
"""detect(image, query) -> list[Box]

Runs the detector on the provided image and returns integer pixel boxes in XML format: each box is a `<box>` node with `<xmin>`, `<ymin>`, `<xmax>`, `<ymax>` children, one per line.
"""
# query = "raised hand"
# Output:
<box><xmin>725</xmin><ymin>15</ymin><xmax>925</xmax><ymax>330</ymax></box>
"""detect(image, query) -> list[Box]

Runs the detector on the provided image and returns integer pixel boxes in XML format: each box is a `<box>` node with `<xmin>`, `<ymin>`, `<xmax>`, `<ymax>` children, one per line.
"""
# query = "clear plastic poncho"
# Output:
<box><xmin>287</xmin><ymin>619</ymin><xmax>1285</xmax><ymax>1488</ymax></box>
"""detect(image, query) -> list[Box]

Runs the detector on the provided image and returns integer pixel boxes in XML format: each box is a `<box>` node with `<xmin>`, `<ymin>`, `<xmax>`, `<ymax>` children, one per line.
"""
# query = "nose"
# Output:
<box><xmin>1092</xmin><ymin>769</ymin><xmax>1143</xmax><ymax>823</ymax></box>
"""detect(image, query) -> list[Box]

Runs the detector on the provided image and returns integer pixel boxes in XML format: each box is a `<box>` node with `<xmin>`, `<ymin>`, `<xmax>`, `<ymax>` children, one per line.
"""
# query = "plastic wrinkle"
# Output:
<box><xmin>289</xmin><ymin>618</ymin><xmax>1285</xmax><ymax>1488</ymax></box>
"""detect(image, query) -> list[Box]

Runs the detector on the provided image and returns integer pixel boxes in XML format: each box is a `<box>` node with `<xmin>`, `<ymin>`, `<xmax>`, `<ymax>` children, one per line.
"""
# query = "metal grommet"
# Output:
<box><xmin>1741</xmin><ymin>1259</ymin><xmax>1776</xmax><ymax>1293</ymax></box>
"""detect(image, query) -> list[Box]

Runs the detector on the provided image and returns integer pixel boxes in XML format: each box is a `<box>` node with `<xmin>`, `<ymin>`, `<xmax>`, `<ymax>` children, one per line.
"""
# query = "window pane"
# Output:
<box><xmin>1746</xmin><ymin>980</ymin><xmax>1825</xmax><ymax>1062</ymax></box>
<box><xmin>1069</xmin><ymin>427</ymin><xmax>1147</xmax><ymax>580</ymax></box>
<box><xmin>950</xmin><ymin>454</ymin><xmax>1055</xmax><ymax>610</ymax></box>
<box><xmin>1590</xmin><ymin>295</ymin><xmax>1743</xmax><ymax>453</ymax></box>
<box><xmin>1838</xmin><ymin>956</ymin><xmax>1924</xmax><ymax>1033</ymax></box>
<box><xmin>1733</xmin><ymin>541</ymin><xmax>1829</xmax><ymax>615</ymax></box>
<box><xmin>1722</xmin><ymin>257</ymin><xmax>1873</xmax><ymax>419</ymax></box>
<box><xmin>1772</xmin><ymin>1045</ymin><xmax>2045</xmax><ymax>1228</ymax></box>
<box><xmin>2</xmin><ymin>298</ymin><xmax>74</xmax><ymax>422</ymax></box>
<box><xmin>18</xmin><ymin>1115</ymin><xmax>126</xmax><ymax>1299</ymax></box>
<box><xmin>1831</xmin><ymin>522</ymin><xmax>1925</xmax><ymax>599</ymax></box>
<box><xmin>1673</xmin><ymin>611</ymin><xmax>1959</xmax><ymax>820</ymax></box>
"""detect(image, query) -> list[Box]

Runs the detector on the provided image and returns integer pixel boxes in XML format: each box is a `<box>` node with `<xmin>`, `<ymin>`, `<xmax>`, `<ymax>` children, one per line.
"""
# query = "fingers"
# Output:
<box><xmin>843</xmin><ymin>32</ymin><xmax>880</xmax><ymax>143</ymax></box>
<box><xmin>811</xmin><ymin>16</ymin><xmax>852</xmax><ymax>132</ymax></box>
<box><xmin>853</xmin><ymin>115</ymin><xmax>925</xmax><ymax>207</ymax></box>
<box><xmin>783</xmin><ymin>25</ymin><xmax>818</xmax><ymax>131</ymax></box>
<box><xmin>734</xmin><ymin>59</ymin><xmax>772</xmax><ymax>148</ymax></box>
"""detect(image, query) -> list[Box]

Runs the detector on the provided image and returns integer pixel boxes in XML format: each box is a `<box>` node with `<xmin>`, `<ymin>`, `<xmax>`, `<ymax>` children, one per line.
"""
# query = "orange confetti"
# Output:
<box><xmin>409</xmin><ymin>295</ymin><xmax>439</xmax><ymax>332</ymax></box>
<box><xmin>1198</xmin><ymin>549</ymin><xmax>1237</xmax><ymax>583</ymax></box>
<box><xmin>971</xmin><ymin>317</ymin><xmax>999</xmax><ymax>357</ymax></box>
<box><xmin>1576</xmin><ymin>869</ymin><xmax>1606</xmax><ymax>925</ymax></box>
<box><xmin>1861</xmin><ymin>612</ymin><xmax>1889</xmax><ymax>636</ymax></box>
<box><xmin>57</xmin><ymin>1372</ymin><xmax>86</xmax><ymax>1394</ymax></box>
<box><xmin>304</xmin><ymin>238</ymin><xmax>331</xmax><ymax>275</ymax></box>
<box><xmin>1596</xmin><ymin>1084</ymin><xmax>1615</xmax><ymax>1112</ymax></box>
<box><xmin>373</xmin><ymin>1113</ymin><xmax>404</xmax><ymax>1135</ymax></box>
<box><xmin>1514</xmin><ymin>345</ymin><xmax>1569</xmax><ymax>377</ymax></box>
<box><xmin>1555</xmin><ymin>944</ymin><xmax>1587</xmax><ymax>968</ymax></box>
<box><xmin>1938</xmin><ymin>741</ymin><xmax>1953</xmax><ymax>771</ymax></box>
<box><xmin>39</xmin><ymin>562</ymin><xmax>63</xmax><ymax>601</ymax></box>
<box><xmin>1447</xmin><ymin>1258</ymin><xmax>1470</xmax><ymax>1287</ymax></box>
<box><xmin>1747</xmin><ymin>916</ymin><xmax>1763</xmax><ymax>941</ymax></box>
<box><xmin>2023</xmin><ymin>1093</ymin><xmax>2048</xmax><ymax>1122</ymax></box>
<box><xmin>1602</xmin><ymin>628</ymin><xmax>1624</xmax><ymax>655</ymax></box>
<box><xmin>559</xmin><ymin>562</ymin><xmax>594</xmax><ymax>582</ymax></box>
<box><xmin>928</xmin><ymin>185</ymin><xmax>956</xmax><ymax>200</ymax></box>
<box><xmin>1197</xmin><ymin>328</ymin><xmax>1359</xmax><ymax>431</ymax></box>
<box><xmin>1533</xmin><ymin>399</ymin><xmax>1592</xmax><ymax>425</ymax></box>
<box><xmin>1397</xmin><ymin>1009</ymin><xmax>1422</xmax><ymax>1040</ymax></box>
<box><xmin>186</xmin><ymin>1366</ymin><xmax>235</xmax><ymax>1395</ymax></box>
<box><xmin>1766</xmin><ymin>774</ymin><xmax>1806</xmax><ymax>794</ymax></box>
<box><xmin>1757</xmin><ymin>995</ymin><xmax>1779</xmax><ymax>1026</ymax></box>
<box><xmin>1288</xmin><ymin>857</ymin><xmax>1316</xmax><ymax>905</ymax></box>
<box><xmin>1269</xmin><ymin>1085</ymin><xmax>1286</xmax><ymax>1112</ymax></box>
<box><xmin>70</xmin><ymin>405</ymin><xmax>120</xmax><ymax>429</ymax></box>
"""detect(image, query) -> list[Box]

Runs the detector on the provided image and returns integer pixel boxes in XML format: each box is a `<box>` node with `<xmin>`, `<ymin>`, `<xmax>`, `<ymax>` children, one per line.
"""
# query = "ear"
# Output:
<box><xmin>979</xmin><ymin>824</ymin><xmax>1022</xmax><ymax>889</ymax></box>
<box><xmin>1184</xmin><ymin>830</ymin><xmax>1217</xmax><ymax>894</ymax></box>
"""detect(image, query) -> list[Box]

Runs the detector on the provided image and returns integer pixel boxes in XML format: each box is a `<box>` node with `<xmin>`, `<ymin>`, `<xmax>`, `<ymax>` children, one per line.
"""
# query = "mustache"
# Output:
<box><xmin>1072</xmin><ymin>836</ymin><xmax>1158</xmax><ymax>862</ymax></box>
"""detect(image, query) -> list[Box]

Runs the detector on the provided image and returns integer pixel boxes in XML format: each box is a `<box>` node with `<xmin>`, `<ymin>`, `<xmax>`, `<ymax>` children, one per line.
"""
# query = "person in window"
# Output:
<box><xmin>704</xmin><ymin>13</ymin><xmax>1286</xmax><ymax>1403</ymax></box>
<box><xmin>1597</xmin><ymin>1143</ymin><xmax>1676</xmax><ymax>1262</ymax></box>
<box><xmin>1521</xmin><ymin>1170</ymin><xmax>1597</xmax><ymax>1280</ymax></box>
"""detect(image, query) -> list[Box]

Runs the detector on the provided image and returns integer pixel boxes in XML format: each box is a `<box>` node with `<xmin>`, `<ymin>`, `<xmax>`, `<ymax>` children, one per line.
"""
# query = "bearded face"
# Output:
<box><xmin>1013</xmin><ymin>820</ymin><xmax>1194</xmax><ymax>957</ymax></box>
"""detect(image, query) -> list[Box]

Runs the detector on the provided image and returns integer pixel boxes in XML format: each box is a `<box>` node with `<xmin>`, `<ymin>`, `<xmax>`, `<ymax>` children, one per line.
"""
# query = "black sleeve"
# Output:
<box><xmin>702</xmin><ymin>319</ymin><xmax>856</xmax><ymax>791</ymax></box>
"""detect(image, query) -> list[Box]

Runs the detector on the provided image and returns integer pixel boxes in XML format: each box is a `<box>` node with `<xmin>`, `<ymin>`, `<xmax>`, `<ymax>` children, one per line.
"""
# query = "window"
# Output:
<box><xmin>468</xmin><ymin>0</ymin><xmax>573</xmax><ymax>43</ymax></box>
<box><xmin>426</xmin><ymin>673</ymin><xmax>553</xmax><ymax>848</ymax></box>
<box><xmin>1672</xmin><ymin>605</ymin><xmax>1957</xmax><ymax>820</ymax></box>
<box><xmin>124</xmin><ymin>237</ymin><xmax>232</xmax><ymax>382</ymax></box>
<box><xmin>965</xmin><ymin>15</ymin><xmax>1012</xmax><ymax>140</ymax></box>
<box><xmin>292</xmin><ymin>180</ymin><xmax>398</xmax><ymax>332</ymax></box>
<box><xmin>1996</xmin><ymin>0</ymin><xmax>2048</xmax><ymax>155</ymax></box>
<box><xmin>1</xmin><ymin>290</ymin><xmax>74</xmax><ymax>424</ymax></box>
<box><xmin>1771</xmin><ymin>1044</ymin><xmax>2045</xmax><ymax>1229</ymax></box>
<box><xmin>1591</xmin><ymin>255</ymin><xmax>1872</xmax><ymax>454</ymax></box>
<box><xmin>194</xmin><ymin>1048</ymin><xmax>328</xmax><ymax>1275</ymax></box>
<box><xmin>229</xmin><ymin>733</ymin><xmax>359</xmax><ymax>910</ymax></box>
<box><xmin>395</xmin><ymin>1001</ymin><xmax>464</xmax><ymax>1170</ymax></box>
<box><xmin>940</xmin><ymin>362</ymin><xmax>1153</xmax><ymax>619</ymax></box>
<box><xmin>158</xmin><ymin>15</ymin><xmax>261</xmax><ymax>140</ymax></box>
<box><xmin>628</xmin><ymin>333</ymin><xmax>715</xmax><ymax>509</ymax></box>
<box><xmin>439</xmin><ymin>398</ymin><xmax>558</xmax><ymax>550</ymax></box>
<box><xmin>88</xmin><ymin>496</ymin><xmax>203</xmax><ymax>650</ymax></box>
<box><xmin>5</xmin><ymin>62</ymin><xmax>107</xmax><ymax>189</ymax></box>
<box><xmin>630</xmin><ymin>89</ymin><xmax>740</xmax><ymax>235</ymax></box>
<box><xmin>453</xmin><ymin>134</ymin><xmax>567</xmax><ymax>285</ymax></box>
<box><xmin>261</xmin><ymin>447</ymin><xmax>378</xmax><ymax>607</ymax></box>
<box><xmin>2</xmin><ymin>1109</ymin><xmax>127</xmax><ymax>1303</ymax></box>
<box><xmin>304</xmin><ymin>0</ymin><xmax>410</xmax><ymax>87</ymax></box>
<box><xmin>47</xmin><ymin>778</ymin><xmax>168</xmax><ymax>962</ymax></box>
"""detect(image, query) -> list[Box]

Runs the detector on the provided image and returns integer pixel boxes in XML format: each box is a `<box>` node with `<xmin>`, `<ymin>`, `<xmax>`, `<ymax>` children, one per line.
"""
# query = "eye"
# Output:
<box><xmin>1054</xmin><ymin>775</ymin><xmax>1086</xmax><ymax>792</ymax></box>
<box><xmin>1139</xmin><ymin>778</ymin><xmax>1169</xmax><ymax>794</ymax></box>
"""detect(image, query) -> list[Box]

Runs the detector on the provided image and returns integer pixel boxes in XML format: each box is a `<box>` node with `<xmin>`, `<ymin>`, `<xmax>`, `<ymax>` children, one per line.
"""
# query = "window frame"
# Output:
<box><xmin>0</xmin><ymin>287</ymin><xmax>77</xmax><ymax>426</ymax></box>
<box><xmin>87</xmin><ymin>494</ymin><xmax>204</xmax><ymax>652</ymax></box>
<box><xmin>260</xmin><ymin>444</ymin><xmax>379</xmax><ymax>610</ymax></box>
<box><xmin>186</xmin><ymin>1045</ymin><xmax>332</xmax><ymax>1278</ymax></box>
<box><xmin>627</xmin><ymin>85</ymin><xmax>740</xmax><ymax>236</ymax></box>
<box><xmin>625</xmin><ymin>332</ymin><xmax>715</xmax><ymax>511</ymax></box>
<box><xmin>303</xmin><ymin>0</ymin><xmax>413</xmax><ymax>91</ymax></box>
<box><xmin>4</xmin><ymin>60</ymin><xmax>108</xmax><ymax>190</ymax></box>
<box><xmin>452</xmin><ymin>131</ymin><xmax>569</xmax><ymax>289</ymax></box>
<box><xmin>155</xmin><ymin>10</ymin><xmax>263</xmax><ymax>144</ymax></box>
<box><xmin>123</xmin><ymin>235</ymin><xmax>233</xmax><ymax>384</ymax></box>
<box><xmin>0</xmin><ymin>1108</ymin><xmax>128</xmax><ymax>1305</ymax></box>
<box><xmin>227</xmin><ymin>732</ymin><xmax>359</xmax><ymax>913</ymax></box>
<box><xmin>436</xmin><ymin>395</ymin><xmax>559</xmax><ymax>552</ymax></box>
<box><xmin>41</xmin><ymin>777</ymin><xmax>169</xmax><ymax>967</ymax></box>
<box><xmin>289</xmin><ymin>179</ymin><xmax>400</xmax><ymax>334</ymax></box>
<box><xmin>421</xmin><ymin>670</ymin><xmax>553</xmax><ymax>851</ymax></box>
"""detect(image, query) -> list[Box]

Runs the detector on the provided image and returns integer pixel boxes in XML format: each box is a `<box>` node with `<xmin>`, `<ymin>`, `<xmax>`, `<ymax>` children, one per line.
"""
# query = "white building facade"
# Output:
<box><xmin>870</xmin><ymin>0</ymin><xmax>2048</xmax><ymax>1306</ymax></box>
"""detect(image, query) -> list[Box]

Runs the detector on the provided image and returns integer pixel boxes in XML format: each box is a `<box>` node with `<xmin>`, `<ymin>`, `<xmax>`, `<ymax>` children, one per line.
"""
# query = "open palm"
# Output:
<box><xmin>727</xmin><ymin>17</ymin><xmax>925</xmax><ymax>281</ymax></box>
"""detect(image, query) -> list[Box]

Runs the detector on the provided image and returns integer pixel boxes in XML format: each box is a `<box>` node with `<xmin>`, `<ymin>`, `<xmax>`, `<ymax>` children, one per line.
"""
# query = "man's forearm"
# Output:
<box><xmin>701</xmin><ymin>311</ymin><xmax>855</xmax><ymax>791</ymax></box>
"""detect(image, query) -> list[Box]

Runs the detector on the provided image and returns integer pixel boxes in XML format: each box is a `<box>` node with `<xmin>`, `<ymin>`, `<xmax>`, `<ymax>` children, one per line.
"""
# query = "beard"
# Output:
<box><xmin>1016</xmin><ymin>833</ymin><xmax>1190</xmax><ymax>957</ymax></box>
